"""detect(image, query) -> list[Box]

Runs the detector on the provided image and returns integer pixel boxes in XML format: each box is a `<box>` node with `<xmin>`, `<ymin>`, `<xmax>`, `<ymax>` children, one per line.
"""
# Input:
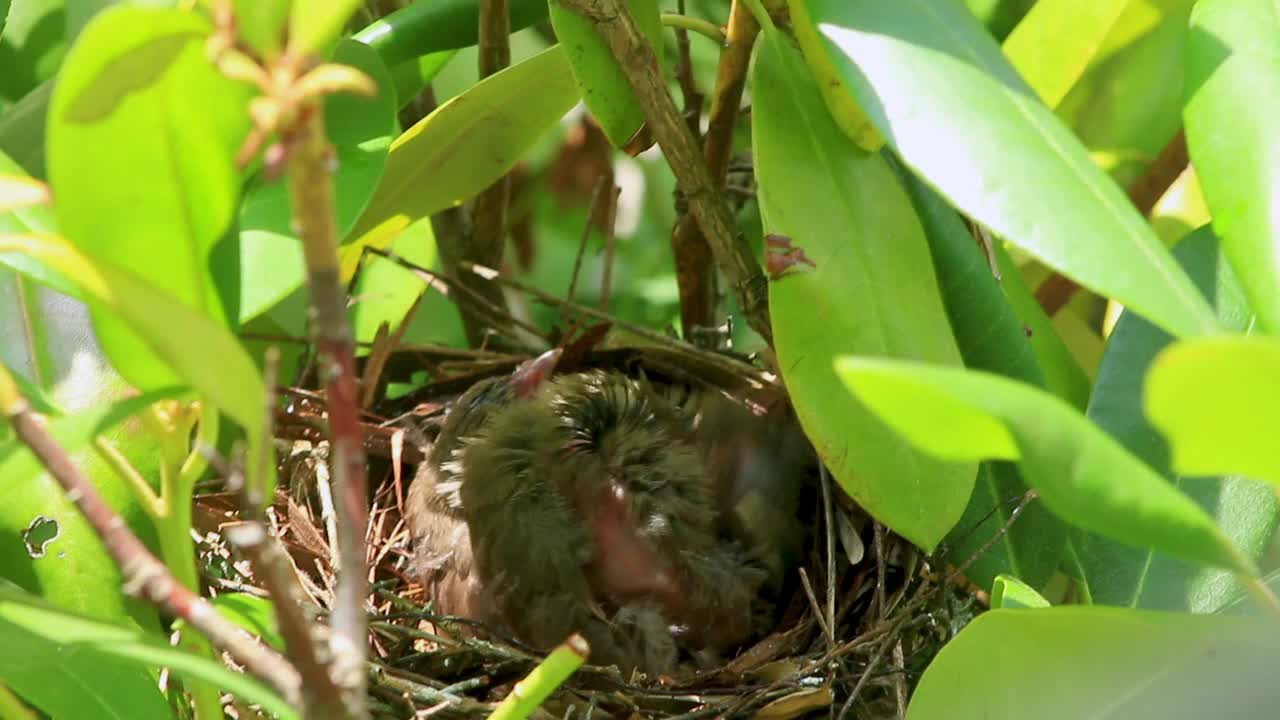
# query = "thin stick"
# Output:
<box><xmin>799</xmin><ymin>568</ymin><xmax>834</xmax><ymax>647</ymax></box>
<box><xmin>598</xmin><ymin>185</ymin><xmax>620</xmax><ymax>313</ymax></box>
<box><xmin>819</xmin><ymin>463</ymin><xmax>837</xmax><ymax>646</ymax></box>
<box><xmin>566</xmin><ymin>180</ymin><xmax>607</xmax><ymax>304</ymax></box>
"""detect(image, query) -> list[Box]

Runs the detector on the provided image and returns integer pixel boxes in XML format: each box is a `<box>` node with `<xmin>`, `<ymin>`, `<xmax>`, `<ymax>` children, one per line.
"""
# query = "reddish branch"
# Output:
<box><xmin>284</xmin><ymin>102</ymin><xmax>370</xmax><ymax>715</ymax></box>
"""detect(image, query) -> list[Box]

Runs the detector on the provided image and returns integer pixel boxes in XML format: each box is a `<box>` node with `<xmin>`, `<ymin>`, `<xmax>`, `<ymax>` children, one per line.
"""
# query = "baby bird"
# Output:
<box><xmin>406</xmin><ymin>354</ymin><xmax>804</xmax><ymax>673</ymax></box>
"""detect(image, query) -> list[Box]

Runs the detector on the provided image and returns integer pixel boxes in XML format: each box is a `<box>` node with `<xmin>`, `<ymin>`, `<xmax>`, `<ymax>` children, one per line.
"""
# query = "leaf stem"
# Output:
<box><xmin>661</xmin><ymin>12</ymin><xmax>726</xmax><ymax>44</ymax></box>
<box><xmin>489</xmin><ymin>635</ymin><xmax>589</xmax><ymax>720</ymax></box>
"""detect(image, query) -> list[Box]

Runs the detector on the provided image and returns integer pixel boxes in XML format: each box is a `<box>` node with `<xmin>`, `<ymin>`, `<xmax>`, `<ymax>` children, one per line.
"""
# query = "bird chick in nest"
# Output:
<box><xmin>406</xmin><ymin>350</ymin><xmax>807</xmax><ymax>674</ymax></box>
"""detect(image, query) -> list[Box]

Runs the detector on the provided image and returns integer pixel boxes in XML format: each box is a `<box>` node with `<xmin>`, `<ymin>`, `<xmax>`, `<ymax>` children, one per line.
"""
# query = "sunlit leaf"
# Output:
<box><xmin>753</xmin><ymin>28</ymin><xmax>973</xmax><ymax>550</ymax></box>
<box><xmin>794</xmin><ymin>0</ymin><xmax>1218</xmax><ymax>338</ymax></box>
<box><xmin>1185</xmin><ymin>0</ymin><xmax>1280</xmax><ymax>333</ymax></box>
<box><xmin>906</xmin><ymin>607</ymin><xmax>1280</xmax><ymax>720</ymax></box>
<box><xmin>346</xmin><ymin>46</ymin><xmax>579</xmax><ymax>260</ymax></box>
<box><xmin>990</xmin><ymin>575</ymin><xmax>1050</xmax><ymax>609</ymax></box>
<box><xmin>1002</xmin><ymin>0</ymin><xmax>1132</xmax><ymax>109</ymax></box>
<box><xmin>835</xmin><ymin>357</ymin><xmax>1256</xmax><ymax>574</ymax></box>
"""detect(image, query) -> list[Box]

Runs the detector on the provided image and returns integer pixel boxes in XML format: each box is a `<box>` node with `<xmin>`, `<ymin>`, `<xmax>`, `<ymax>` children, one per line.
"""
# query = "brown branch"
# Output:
<box><xmin>671</xmin><ymin>0</ymin><xmax>757</xmax><ymax>344</ymax></box>
<box><xmin>459</xmin><ymin>0</ymin><xmax>516</xmax><ymax>349</ymax></box>
<box><xmin>224</xmin><ymin>349</ymin><xmax>345</xmax><ymax>717</ymax></box>
<box><xmin>1034</xmin><ymin>129</ymin><xmax>1189</xmax><ymax>316</ymax></box>
<box><xmin>559</xmin><ymin>0</ymin><xmax>773</xmax><ymax>345</ymax></box>
<box><xmin>284</xmin><ymin>101</ymin><xmax>369</xmax><ymax>716</ymax></box>
<box><xmin>0</xmin><ymin>389</ymin><xmax>302</xmax><ymax>707</ymax></box>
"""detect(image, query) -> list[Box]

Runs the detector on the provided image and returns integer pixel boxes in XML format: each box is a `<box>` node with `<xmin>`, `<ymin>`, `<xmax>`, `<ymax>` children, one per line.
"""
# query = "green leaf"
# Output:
<box><xmin>990</xmin><ymin>574</ymin><xmax>1050</xmax><ymax>609</ymax></box>
<box><xmin>287</xmin><ymin>0</ymin><xmax>359</xmax><ymax>56</ymax></box>
<box><xmin>549</xmin><ymin>0</ymin><xmax>662</xmax><ymax>149</ymax></box>
<box><xmin>993</xmin><ymin>242</ymin><xmax>1092</xmax><ymax>409</ymax></box>
<box><xmin>0</xmin><ymin>391</ymin><xmax>170</xmax><ymax>636</ymax></box>
<box><xmin>0</xmin><ymin>0</ymin><xmax>66</xmax><ymax>103</ymax></box>
<box><xmin>0</xmin><ymin>233</ymin><xmax>265</xmax><ymax>438</ymax></box>
<box><xmin>47</xmin><ymin>5</ymin><xmax>251</xmax><ymax>389</ymax></box>
<box><xmin>1002</xmin><ymin>0</ymin><xmax>1132</xmax><ymax>109</ymax></box>
<box><xmin>238</xmin><ymin>37</ymin><xmax>396</xmax><ymax>323</ymax></box>
<box><xmin>1079</xmin><ymin>227</ymin><xmax>1276</xmax><ymax>612</ymax></box>
<box><xmin>899</xmin><ymin>165</ymin><xmax>1065</xmax><ymax>589</ymax></box>
<box><xmin>1054</xmin><ymin>0</ymin><xmax>1196</xmax><ymax>189</ymax></box>
<box><xmin>233</xmin><ymin>0</ymin><xmax>290</xmax><ymax>60</ymax></box>
<box><xmin>0</xmin><ymin>586</ymin><xmax>169</xmax><ymax>720</ymax></box>
<box><xmin>752</xmin><ymin>29</ymin><xmax>973</xmax><ymax>550</ymax></box>
<box><xmin>0</xmin><ymin>584</ymin><xmax>296</xmax><ymax>719</ymax></box>
<box><xmin>1185</xmin><ymin>0</ymin><xmax>1280</xmax><ymax>333</ymax></box>
<box><xmin>905</xmin><ymin>607</ymin><xmax>1280</xmax><ymax>720</ymax></box>
<box><xmin>347</xmin><ymin>45</ymin><xmax>579</xmax><ymax>257</ymax></box>
<box><xmin>1146</xmin><ymin>336</ymin><xmax>1280</xmax><ymax>487</ymax></box>
<box><xmin>0</xmin><ymin>80</ymin><xmax>52</xmax><ymax>178</ymax></box>
<box><xmin>794</xmin><ymin>0</ymin><xmax>1219</xmax><ymax>339</ymax></box>
<box><xmin>353</xmin><ymin>0</ymin><xmax>548</xmax><ymax>68</ymax></box>
<box><xmin>834</xmin><ymin>357</ymin><xmax>1256</xmax><ymax>575</ymax></box>
<box><xmin>351</xmin><ymin>218</ymin><xmax>437</xmax><ymax>347</ymax></box>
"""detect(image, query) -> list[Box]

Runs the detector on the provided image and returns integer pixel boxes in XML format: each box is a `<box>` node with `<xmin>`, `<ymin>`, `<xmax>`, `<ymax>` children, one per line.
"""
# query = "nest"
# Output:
<box><xmin>191</xmin><ymin>323</ymin><xmax>982</xmax><ymax>719</ymax></box>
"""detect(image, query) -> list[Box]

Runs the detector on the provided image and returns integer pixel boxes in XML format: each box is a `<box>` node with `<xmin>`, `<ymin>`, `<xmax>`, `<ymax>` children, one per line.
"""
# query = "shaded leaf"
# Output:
<box><xmin>1080</xmin><ymin>226</ymin><xmax>1275</xmax><ymax>612</ymax></box>
<box><xmin>752</xmin><ymin>29</ymin><xmax>973</xmax><ymax>550</ymax></box>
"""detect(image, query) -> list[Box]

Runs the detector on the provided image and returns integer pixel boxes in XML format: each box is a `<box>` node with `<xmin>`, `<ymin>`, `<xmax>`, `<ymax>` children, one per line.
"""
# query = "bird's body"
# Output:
<box><xmin>407</xmin><ymin>358</ymin><xmax>807</xmax><ymax>674</ymax></box>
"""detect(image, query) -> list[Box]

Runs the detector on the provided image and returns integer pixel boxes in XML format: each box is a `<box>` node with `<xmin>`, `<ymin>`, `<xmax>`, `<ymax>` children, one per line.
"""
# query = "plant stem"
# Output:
<box><xmin>661</xmin><ymin>12</ymin><xmax>726</xmax><ymax>44</ymax></box>
<box><xmin>558</xmin><ymin>0</ymin><xmax>773</xmax><ymax>345</ymax></box>
<box><xmin>285</xmin><ymin>100</ymin><xmax>370</xmax><ymax>718</ymax></box>
<box><xmin>488</xmin><ymin>635</ymin><xmax>589</xmax><ymax>720</ymax></box>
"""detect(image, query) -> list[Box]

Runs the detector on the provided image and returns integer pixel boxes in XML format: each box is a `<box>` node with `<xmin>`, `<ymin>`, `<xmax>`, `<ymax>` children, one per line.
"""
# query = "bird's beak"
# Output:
<box><xmin>511</xmin><ymin>347</ymin><xmax>564</xmax><ymax>399</ymax></box>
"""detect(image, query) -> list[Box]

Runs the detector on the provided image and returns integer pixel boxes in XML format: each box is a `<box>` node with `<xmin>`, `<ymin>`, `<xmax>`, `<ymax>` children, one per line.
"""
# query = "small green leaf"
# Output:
<box><xmin>906</xmin><ymin>607</ymin><xmax>1280</xmax><ymax>720</ymax></box>
<box><xmin>0</xmin><ymin>0</ymin><xmax>66</xmax><ymax>103</ymax></box>
<box><xmin>549</xmin><ymin>0</ymin><xmax>663</xmax><ymax>149</ymax></box>
<box><xmin>990</xmin><ymin>575</ymin><xmax>1050</xmax><ymax>609</ymax></box>
<box><xmin>347</xmin><ymin>45</ymin><xmax>579</xmax><ymax>256</ymax></box>
<box><xmin>234</xmin><ymin>0</ymin><xmax>291</xmax><ymax>60</ymax></box>
<box><xmin>1185</xmin><ymin>0</ymin><xmax>1280</xmax><ymax>333</ymax></box>
<box><xmin>794</xmin><ymin>0</ymin><xmax>1219</xmax><ymax>338</ymax></box>
<box><xmin>1146</xmin><ymin>336</ymin><xmax>1280</xmax><ymax>487</ymax></box>
<box><xmin>835</xmin><ymin>357</ymin><xmax>1256</xmax><ymax>575</ymax></box>
<box><xmin>1002</xmin><ymin>0</ymin><xmax>1132</xmax><ymax>110</ymax></box>
<box><xmin>287</xmin><ymin>0</ymin><xmax>360</xmax><ymax>56</ymax></box>
<box><xmin>752</xmin><ymin>29</ymin><xmax>973</xmax><ymax>551</ymax></box>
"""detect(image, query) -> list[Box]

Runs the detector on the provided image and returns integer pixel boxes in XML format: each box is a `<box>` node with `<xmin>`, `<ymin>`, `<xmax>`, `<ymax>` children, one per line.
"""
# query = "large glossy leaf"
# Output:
<box><xmin>900</xmin><ymin>167</ymin><xmax>1065</xmax><ymax>589</ymax></box>
<box><xmin>47</xmin><ymin>5</ymin><xmax>250</xmax><ymax>389</ymax></box>
<box><xmin>752</xmin><ymin>29</ymin><xmax>973</xmax><ymax>550</ymax></box>
<box><xmin>1146</xmin><ymin>336</ymin><xmax>1280</xmax><ymax>486</ymax></box>
<box><xmin>1080</xmin><ymin>227</ymin><xmax>1276</xmax><ymax>612</ymax></box>
<box><xmin>238</xmin><ymin>37</ymin><xmax>396</xmax><ymax>323</ymax></box>
<box><xmin>1001</xmin><ymin>0</ymin><xmax>1131</xmax><ymax>110</ymax></box>
<box><xmin>346</xmin><ymin>45</ymin><xmax>579</xmax><ymax>255</ymax></box>
<box><xmin>1185</xmin><ymin>0</ymin><xmax>1280</xmax><ymax>333</ymax></box>
<box><xmin>0</xmin><ymin>584</ymin><xmax>296</xmax><ymax>719</ymax></box>
<box><xmin>794</xmin><ymin>0</ymin><xmax>1218</xmax><ymax>339</ymax></box>
<box><xmin>906</xmin><ymin>607</ymin><xmax>1280</xmax><ymax>720</ymax></box>
<box><xmin>0</xmin><ymin>233</ymin><xmax>264</xmax><ymax>437</ymax></box>
<box><xmin>835</xmin><ymin>357</ymin><xmax>1256</xmax><ymax>574</ymax></box>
